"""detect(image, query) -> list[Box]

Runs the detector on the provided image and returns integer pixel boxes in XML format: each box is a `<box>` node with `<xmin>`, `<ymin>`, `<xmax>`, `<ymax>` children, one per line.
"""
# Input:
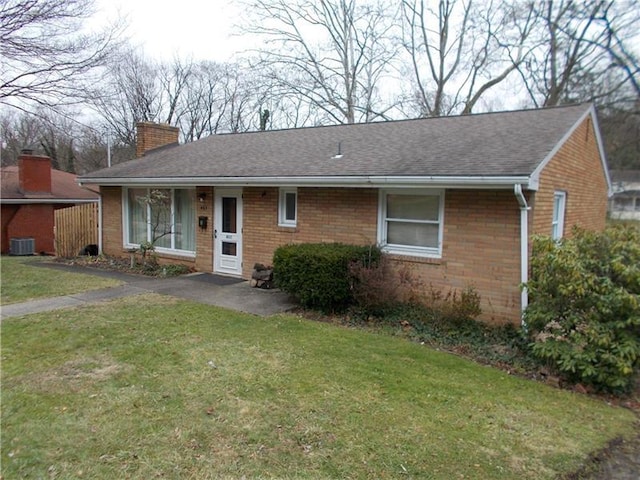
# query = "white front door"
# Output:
<box><xmin>214</xmin><ymin>188</ymin><xmax>243</xmax><ymax>275</ymax></box>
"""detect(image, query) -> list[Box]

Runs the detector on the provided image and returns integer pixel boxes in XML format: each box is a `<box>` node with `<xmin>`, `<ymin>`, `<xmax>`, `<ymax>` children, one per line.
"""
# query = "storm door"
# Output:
<box><xmin>214</xmin><ymin>189</ymin><xmax>243</xmax><ymax>275</ymax></box>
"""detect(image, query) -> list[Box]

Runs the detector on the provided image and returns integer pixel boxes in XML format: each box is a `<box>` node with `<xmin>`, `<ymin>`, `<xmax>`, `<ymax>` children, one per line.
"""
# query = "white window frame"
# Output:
<box><xmin>278</xmin><ymin>187</ymin><xmax>297</xmax><ymax>227</ymax></box>
<box><xmin>377</xmin><ymin>189</ymin><xmax>444</xmax><ymax>258</ymax></box>
<box><xmin>551</xmin><ymin>191</ymin><xmax>566</xmax><ymax>240</ymax></box>
<box><xmin>123</xmin><ymin>187</ymin><xmax>196</xmax><ymax>257</ymax></box>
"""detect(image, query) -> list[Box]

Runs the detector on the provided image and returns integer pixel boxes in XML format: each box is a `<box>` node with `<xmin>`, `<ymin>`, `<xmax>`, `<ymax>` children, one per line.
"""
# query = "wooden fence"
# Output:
<box><xmin>54</xmin><ymin>203</ymin><xmax>99</xmax><ymax>257</ymax></box>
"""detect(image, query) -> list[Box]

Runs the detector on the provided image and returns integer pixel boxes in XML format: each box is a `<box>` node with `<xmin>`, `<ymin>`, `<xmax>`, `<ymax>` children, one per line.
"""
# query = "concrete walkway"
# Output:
<box><xmin>1</xmin><ymin>263</ymin><xmax>297</xmax><ymax>320</ymax></box>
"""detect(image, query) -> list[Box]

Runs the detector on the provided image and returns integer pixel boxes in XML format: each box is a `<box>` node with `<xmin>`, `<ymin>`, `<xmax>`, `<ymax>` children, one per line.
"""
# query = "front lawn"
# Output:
<box><xmin>1</xmin><ymin>295</ymin><xmax>636</xmax><ymax>479</ymax></box>
<box><xmin>0</xmin><ymin>256</ymin><xmax>122</xmax><ymax>305</ymax></box>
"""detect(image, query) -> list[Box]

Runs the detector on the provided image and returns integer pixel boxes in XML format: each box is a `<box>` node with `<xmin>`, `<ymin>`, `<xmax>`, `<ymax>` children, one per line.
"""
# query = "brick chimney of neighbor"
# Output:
<box><xmin>18</xmin><ymin>149</ymin><xmax>52</xmax><ymax>193</ymax></box>
<box><xmin>136</xmin><ymin>122</ymin><xmax>180</xmax><ymax>158</ymax></box>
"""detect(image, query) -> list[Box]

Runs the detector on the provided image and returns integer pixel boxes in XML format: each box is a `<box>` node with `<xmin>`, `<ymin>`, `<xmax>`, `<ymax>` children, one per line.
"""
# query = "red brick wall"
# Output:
<box><xmin>19</xmin><ymin>154</ymin><xmax>52</xmax><ymax>193</ymax></box>
<box><xmin>3</xmin><ymin>204</ymin><xmax>56</xmax><ymax>254</ymax></box>
<box><xmin>1</xmin><ymin>205</ymin><xmax>19</xmax><ymax>253</ymax></box>
<box><xmin>531</xmin><ymin>115</ymin><xmax>609</xmax><ymax>236</ymax></box>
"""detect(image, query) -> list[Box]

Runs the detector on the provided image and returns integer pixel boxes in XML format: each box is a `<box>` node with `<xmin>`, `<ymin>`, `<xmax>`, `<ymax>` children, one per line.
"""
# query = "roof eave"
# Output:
<box><xmin>78</xmin><ymin>175</ymin><xmax>534</xmax><ymax>190</ymax></box>
<box><xmin>530</xmin><ymin>104</ymin><xmax>612</xmax><ymax>196</ymax></box>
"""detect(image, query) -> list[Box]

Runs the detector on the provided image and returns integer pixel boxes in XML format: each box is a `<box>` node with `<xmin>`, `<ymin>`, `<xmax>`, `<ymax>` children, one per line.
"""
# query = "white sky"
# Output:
<box><xmin>95</xmin><ymin>0</ymin><xmax>255</xmax><ymax>61</ymax></box>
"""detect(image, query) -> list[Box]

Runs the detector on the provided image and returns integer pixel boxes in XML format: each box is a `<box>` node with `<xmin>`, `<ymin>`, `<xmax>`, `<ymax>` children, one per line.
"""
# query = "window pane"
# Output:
<box><xmin>388</xmin><ymin>221</ymin><xmax>439</xmax><ymax>248</ymax></box>
<box><xmin>552</xmin><ymin>196</ymin><xmax>562</xmax><ymax>221</ymax></box>
<box><xmin>150</xmin><ymin>189</ymin><xmax>171</xmax><ymax>248</ymax></box>
<box><xmin>175</xmin><ymin>189</ymin><xmax>195</xmax><ymax>251</ymax></box>
<box><xmin>222</xmin><ymin>241</ymin><xmax>237</xmax><ymax>256</ymax></box>
<box><xmin>285</xmin><ymin>192</ymin><xmax>296</xmax><ymax>221</ymax></box>
<box><xmin>128</xmin><ymin>188</ymin><xmax>147</xmax><ymax>244</ymax></box>
<box><xmin>387</xmin><ymin>194</ymin><xmax>439</xmax><ymax>221</ymax></box>
<box><xmin>222</xmin><ymin>197</ymin><xmax>237</xmax><ymax>233</ymax></box>
<box><xmin>614</xmin><ymin>197</ymin><xmax>634</xmax><ymax>211</ymax></box>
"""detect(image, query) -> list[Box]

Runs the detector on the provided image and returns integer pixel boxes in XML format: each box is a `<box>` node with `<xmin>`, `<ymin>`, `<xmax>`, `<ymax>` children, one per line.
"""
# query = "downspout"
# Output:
<box><xmin>514</xmin><ymin>184</ymin><xmax>530</xmax><ymax>329</ymax></box>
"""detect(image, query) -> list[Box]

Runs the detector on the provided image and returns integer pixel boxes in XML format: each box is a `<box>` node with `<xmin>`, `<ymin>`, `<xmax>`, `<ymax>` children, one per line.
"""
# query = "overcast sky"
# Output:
<box><xmin>96</xmin><ymin>0</ymin><xmax>256</xmax><ymax>61</ymax></box>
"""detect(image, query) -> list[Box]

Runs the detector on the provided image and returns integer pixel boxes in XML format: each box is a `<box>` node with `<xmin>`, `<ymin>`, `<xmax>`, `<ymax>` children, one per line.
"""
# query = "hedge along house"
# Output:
<box><xmin>78</xmin><ymin>104</ymin><xmax>611</xmax><ymax>325</ymax></box>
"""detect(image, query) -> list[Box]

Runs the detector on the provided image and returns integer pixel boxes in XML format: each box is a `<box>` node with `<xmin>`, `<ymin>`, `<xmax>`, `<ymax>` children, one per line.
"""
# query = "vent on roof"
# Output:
<box><xmin>10</xmin><ymin>238</ymin><xmax>35</xmax><ymax>256</ymax></box>
<box><xmin>331</xmin><ymin>141</ymin><xmax>343</xmax><ymax>159</ymax></box>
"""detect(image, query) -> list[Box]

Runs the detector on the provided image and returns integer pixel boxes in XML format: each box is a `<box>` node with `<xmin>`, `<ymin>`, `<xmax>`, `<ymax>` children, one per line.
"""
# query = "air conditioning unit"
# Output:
<box><xmin>10</xmin><ymin>238</ymin><xmax>35</xmax><ymax>256</ymax></box>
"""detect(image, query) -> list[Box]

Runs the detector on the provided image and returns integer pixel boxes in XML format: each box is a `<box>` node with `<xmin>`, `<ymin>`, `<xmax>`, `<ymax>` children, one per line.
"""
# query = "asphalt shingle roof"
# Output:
<box><xmin>80</xmin><ymin>104</ymin><xmax>593</xmax><ymax>182</ymax></box>
<box><xmin>1</xmin><ymin>166</ymin><xmax>99</xmax><ymax>201</ymax></box>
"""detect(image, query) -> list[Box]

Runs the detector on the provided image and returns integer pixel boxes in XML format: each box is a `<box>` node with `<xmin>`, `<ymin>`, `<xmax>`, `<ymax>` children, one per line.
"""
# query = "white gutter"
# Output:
<box><xmin>514</xmin><ymin>184</ymin><xmax>530</xmax><ymax>329</ymax></box>
<box><xmin>78</xmin><ymin>174</ymin><xmax>534</xmax><ymax>189</ymax></box>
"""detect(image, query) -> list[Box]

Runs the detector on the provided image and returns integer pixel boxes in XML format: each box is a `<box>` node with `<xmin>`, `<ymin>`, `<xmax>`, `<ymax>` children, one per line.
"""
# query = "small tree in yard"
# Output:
<box><xmin>136</xmin><ymin>189</ymin><xmax>172</xmax><ymax>263</ymax></box>
<box><xmin>524</xmin><ymin>224</ymin><xmax>640</xmax><ymax>393</ymax></box>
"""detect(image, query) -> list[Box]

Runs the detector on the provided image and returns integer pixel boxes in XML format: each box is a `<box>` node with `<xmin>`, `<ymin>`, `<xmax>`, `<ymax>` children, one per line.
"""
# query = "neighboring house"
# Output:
<box><xmin>1</xmin><ymin>150</ymin><xmax>99</xmax><ymax>255</ymax></box>
<box><xmin>78</xmin><ymin>105</ymin><xmax>611</xmax><ymax>325</ymax></box>
<box><xmin>608</xmin><ymin>170</ymin><xmax>640</xmax><ymax>221</ymax></box>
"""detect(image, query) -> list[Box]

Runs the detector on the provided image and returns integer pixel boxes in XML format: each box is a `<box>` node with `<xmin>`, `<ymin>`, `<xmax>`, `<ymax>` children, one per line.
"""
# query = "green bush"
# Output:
<box><xmin>524</xmin><ymin>224</ymin><xmax>640</xmax><ymax>392</ymax></box>
<box><xmin>273</xmin><ymin>243</ymin><xmax>380</xmax><ymax>312</ymax></box>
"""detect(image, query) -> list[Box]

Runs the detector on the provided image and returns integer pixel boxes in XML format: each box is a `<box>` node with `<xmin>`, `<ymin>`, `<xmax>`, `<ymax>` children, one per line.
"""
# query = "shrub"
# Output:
<box><xmin>160</xmin><ymin>264</ymin><xmax>193</xmax><ymax>277</ymax></box>
<box><xmin>524</xmin><ymin>225</ymin><xmax>640</xmax><ymax>392</ymax></box>
<box><xmin>273</xmin><ymin>243</ymin><xmax>380</xmax><ymax>312</ymax></box>
<box><xmin>349</xmin><ymin>256</ymin><xmax>481</xmax><ymax>321</ymax></box>
<box><xmin>422</xmin><ymin>284</ymin><xmax>482</xmax><ymax>323</ymax></box>
<box><xmin>349</xmin><ymin>257</ymin><xmax>424</xmax><ymax>314</ymax></box>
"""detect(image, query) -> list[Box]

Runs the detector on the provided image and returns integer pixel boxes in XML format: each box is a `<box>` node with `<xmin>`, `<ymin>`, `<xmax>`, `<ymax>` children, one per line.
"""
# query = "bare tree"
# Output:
<box><xmin>241</xmin><ymin>0</ymin><xmax>398</xmax><ymax>124</ymax></box>
<box><xmin>38</xmin><ymin>112</ymin><xmax>78</xmax><ymax>172</ymax></box>
<box><xmin>178</xmin><ymin>61</ymin><xmax>227</xmax><ymax>141</ymax></box>
<box><xmin>158</xmin><ymin>56</ymin><xmax>195</xmax><ymax>125</ymax></box>
<box><xmin>176</xmin><ymin>61</ymin><xmax>269</xmax><ymax>139</ymax></box>
<box><xmin>399</xmin><ymin>0</ymin><xmax>535</xmax><ymax>117</ymax></box>
<box><xmin>519</xmin><ymin>0</ymin><xmax>639</xmax><ymax>108</ymax></box>
<box><xmin>0</xmin><ymin>110</ymin><xmax>42</xmax><ymax>166</ymax></box>
<box><xmin>0</xmin><ymin>108</ymin><xmax>116</xmax><ymax>173</ymax></box>
<box><xmin>0</xmin><ymin>0</ymin><xmax>124</xmax><ymax>109</ymax></box>
<box><xmin>93</xmin><ymin>48</ymin><xmax>163</xmax><ymax>148</ymax></box>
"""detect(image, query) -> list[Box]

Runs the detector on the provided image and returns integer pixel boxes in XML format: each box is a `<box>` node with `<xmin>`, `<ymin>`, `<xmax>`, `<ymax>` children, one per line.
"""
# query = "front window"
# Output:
<box><xmin>124</xmin><ymin>188</ymin><xmax>196</xmax><ymax>254</ymax></box>
<box><xmin>378</xmin><ymin>189</ymin><xmax>444</xmax><ymax>257</ymax></box>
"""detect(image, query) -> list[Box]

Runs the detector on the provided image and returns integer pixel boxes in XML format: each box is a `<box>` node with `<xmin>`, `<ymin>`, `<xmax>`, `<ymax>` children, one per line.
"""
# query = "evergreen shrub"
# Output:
<box><xmin>525</xmin><ymin>224</ymin><xmax>640</xmax><ymax>392</ymax></box>
<box><xmin>273</xmin><ymin>243</ymin><xmax>380</xmax><ymax>312</ymax></box>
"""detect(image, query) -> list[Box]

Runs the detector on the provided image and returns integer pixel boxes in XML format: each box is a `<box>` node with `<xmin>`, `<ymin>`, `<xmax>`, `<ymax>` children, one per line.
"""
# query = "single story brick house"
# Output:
<box><xmin>78</xmin><ymin>103</ymin><xmax>611</xmax><ymax>324</ymax></box>
<box><xmin>1</xmin><ymin>151</ymin><xmax>99</xmax><ymax>255</ymax></box>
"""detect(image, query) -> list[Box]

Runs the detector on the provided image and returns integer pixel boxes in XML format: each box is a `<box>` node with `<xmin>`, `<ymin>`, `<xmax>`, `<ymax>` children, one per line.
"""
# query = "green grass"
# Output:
<box><xmin>0</xmin><ymin>256</ymin><xmax>121</xmax><ymax>305</ymax></box>
<box><xmin>1</xmin><ymin>295</ymin><xmax>636</xmax><ymax>479</ymax></box>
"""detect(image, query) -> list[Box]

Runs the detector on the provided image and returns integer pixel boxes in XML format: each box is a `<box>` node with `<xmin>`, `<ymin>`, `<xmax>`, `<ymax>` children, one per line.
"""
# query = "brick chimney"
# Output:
<box><xmin>136</xmin><ymin>122</ymin><xmax>179</xmax><ymax>158</ymax></box>
<box><xmin>19</xmin><ymin>149</ymin><xmax>52</xmax><ymax>194</ymax></box>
